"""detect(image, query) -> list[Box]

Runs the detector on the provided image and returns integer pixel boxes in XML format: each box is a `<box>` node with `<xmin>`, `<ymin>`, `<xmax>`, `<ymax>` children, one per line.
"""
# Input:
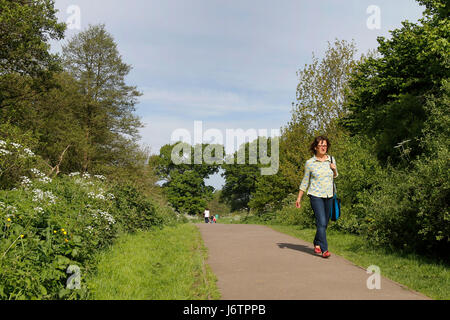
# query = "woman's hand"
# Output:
<box><xmin>295</xmin><ymin>198</ymin><xmax>301</xmax><ymax>209</ymax></box>
<box><xmin>330</xmin><ymin>163</ymin><xmax>336</xmax><ymax>171</ymax></box>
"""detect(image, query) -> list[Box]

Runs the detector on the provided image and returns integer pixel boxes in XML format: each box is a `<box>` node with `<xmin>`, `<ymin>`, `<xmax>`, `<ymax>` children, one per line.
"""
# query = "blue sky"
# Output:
<box><xmin>51</xmin><ymin>0</ymin><xmax>424</xmax><ymax>189</ymax></box>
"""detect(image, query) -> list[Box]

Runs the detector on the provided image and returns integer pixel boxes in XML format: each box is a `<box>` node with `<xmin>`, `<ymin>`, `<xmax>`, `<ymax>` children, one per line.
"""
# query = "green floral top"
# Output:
<box><xmin>299</xmin><ymin>154</ymin><xmax>338</xmax><ymax>198</ymax></box>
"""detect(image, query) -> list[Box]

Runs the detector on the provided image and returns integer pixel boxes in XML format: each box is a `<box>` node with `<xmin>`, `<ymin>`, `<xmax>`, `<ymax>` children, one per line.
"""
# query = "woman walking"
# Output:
<box><xmin>295</xmin><ymin>136</ymin><xmax>338</xmax><ymax>258</ymax></box>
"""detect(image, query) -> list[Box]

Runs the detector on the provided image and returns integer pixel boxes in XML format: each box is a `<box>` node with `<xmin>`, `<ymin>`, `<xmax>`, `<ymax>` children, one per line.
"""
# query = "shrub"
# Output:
<box><xmin>0</xmin><ymin>162</ymin><xmax>181</xmax><ymax>299</ymax></box>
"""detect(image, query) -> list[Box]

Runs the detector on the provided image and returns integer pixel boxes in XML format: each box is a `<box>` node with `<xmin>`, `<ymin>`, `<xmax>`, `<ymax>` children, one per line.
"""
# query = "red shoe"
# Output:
<box><xmin>322</xmin><ymin>251</ymin><xmax>331</xmax><ymax>258</ymax></box>
<box><xmin>314</xmin><ymin>246</ymin><xmax>321</xmax><ymax>254</ymax></box>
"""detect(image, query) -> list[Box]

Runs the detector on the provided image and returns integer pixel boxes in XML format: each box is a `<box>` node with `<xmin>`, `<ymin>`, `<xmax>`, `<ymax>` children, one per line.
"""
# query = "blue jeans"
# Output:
<box><xmin>309</xmin><ymin>195</ymin><xmax>332</xmax><ymax>253</ymax></box>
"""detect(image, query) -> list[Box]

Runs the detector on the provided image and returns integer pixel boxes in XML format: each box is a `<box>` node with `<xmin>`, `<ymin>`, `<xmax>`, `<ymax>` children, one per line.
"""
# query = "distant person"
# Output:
<box><xmin>215</xmin><ymin>214</ymin><xmax>219</xmax><ymax>222</ymax></box>
<box><xmin>204</xmin><ymin>208</ymin><xmax>210</xmax><ymax>224</ymax></box>
<box><xmin>212</xmin><ymin>215</ymin><xmax>217</xmax><ymax>223</ymax></box>
<box><xmin>294</xmin><ymin>136</ymin><xmax>338</xmax><ymax>259</ymax></box>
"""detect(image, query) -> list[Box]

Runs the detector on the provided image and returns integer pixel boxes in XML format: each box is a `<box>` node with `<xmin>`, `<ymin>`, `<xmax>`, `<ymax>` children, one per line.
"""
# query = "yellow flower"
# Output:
<box><xmin>7</xmin><ymin>218</ymin><xmax>11</xmax><ymax>222</ymax></box>
<box><xmin>64</xmin><ymin>239</ymin><xmax>69</xmax><ymax>243</ymax></box>
<box><xmin>61</xmin><ymin>228</ymin><xmax>65</xmax><ymax>232</ymax></box>
<box><xmin>63</xmin><ymin>231</ymin><xmax>67</xmax><ymax>235</ymax></box>
<box><xmin>53</xmin><ymin>230</ymin><xmax>57</xmax><ymax>234</ymax></box>
<box><xmin>20</xmin><ymin>234</ymin><xmax>24</xmax><ymax>238</ymax></box>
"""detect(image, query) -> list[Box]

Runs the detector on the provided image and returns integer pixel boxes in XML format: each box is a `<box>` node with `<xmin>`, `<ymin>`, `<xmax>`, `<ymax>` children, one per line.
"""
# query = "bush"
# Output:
<box><xmin>0</xmin><ymin>123</ymin><xmax>43</xmax><ymax>190</ymax></box>
<box><xmin>0</xmin><ymin>164</ymin><xmax>182</xmax><ymax>299</ymax></box>
<box><xmin>358</xmin><ymin>142</ymin><xmax>450</xmax><ymax>256</ymax></box>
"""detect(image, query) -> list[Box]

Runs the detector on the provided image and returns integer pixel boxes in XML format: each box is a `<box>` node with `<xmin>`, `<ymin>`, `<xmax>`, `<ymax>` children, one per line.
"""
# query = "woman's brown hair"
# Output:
<box><xmin>309</xmin><ymin>136</ymin><xmax>331</xmax><ymax>155</ymax></box>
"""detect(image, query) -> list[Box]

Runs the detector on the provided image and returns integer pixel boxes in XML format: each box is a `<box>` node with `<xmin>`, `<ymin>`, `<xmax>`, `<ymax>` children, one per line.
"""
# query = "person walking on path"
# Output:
<box><xmin>204</xmin><ymin>208</ymin><xmax>211</xmax><ymax>224</ymax></box>
<box><xmin>295</xmin><ymin>136</ymin><xmax>338</xmax><ymax>258</ymax></box>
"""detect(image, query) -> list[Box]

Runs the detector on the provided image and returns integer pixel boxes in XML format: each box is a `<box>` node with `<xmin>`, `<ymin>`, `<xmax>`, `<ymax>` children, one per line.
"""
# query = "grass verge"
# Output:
<box><xmin>268</xmin><ymin>225</ymin><xmax>449</xmax><ymax>300</ymax></box>
<box><xmin>86</xmin><ymin>224</ymin><xmax>220</xmax><ymax>300</ymax></box>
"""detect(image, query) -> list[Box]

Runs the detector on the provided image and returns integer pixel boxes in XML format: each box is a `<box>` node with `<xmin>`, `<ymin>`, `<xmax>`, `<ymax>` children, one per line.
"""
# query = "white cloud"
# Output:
<box><xmin>139</xmin><ymin>87</ymin><xmax>289</xmax><ymax>117</ymax></box>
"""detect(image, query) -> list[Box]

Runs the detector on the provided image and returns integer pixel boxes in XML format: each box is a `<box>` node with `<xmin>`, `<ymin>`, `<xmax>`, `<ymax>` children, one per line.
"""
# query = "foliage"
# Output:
<box><xmin>0</xmin><ymin>0</ymin><xmax>66</xmax><ymax>77</ymax></box>
<box><xmin>206</xmin><ymin>190</ymin><xmax>231</xmax><ymax>217</ymax></box>
<box><xmin>0</xmin><ymin>124</ymin><xmax>44</xmax><ymax>189</ymax></box>
<box><xmin>151</xmin><ymin>142</ymin><xmax>221</xmax><ymax>215</ymax></box>
<box><xmin>61</xmin><ymin>24</ymin><xmax>143</xmax><ymax>173</ymax></box>
<box><xmin>356</xmin><ymin>80</ymin><xmax>450</xmax><ymax>256</ymax></box>
<box><xmin>292</xmin><ymin>39</ymin><xmax>359</xmax><ymax>135</ymax></box>
<box><xmin>0</xmin><ymin>157</ymin><xmax>181</xmax><ymax>299</ymax></box>
<box><xmin>221</xmin><ymin>137</ymin><xmax>278</xmax><ymax>212</ymax></box>
<box><xmin>342</xmin><ymin>0</ymin><xmax>449</xmax><ymax>164</ymax></box>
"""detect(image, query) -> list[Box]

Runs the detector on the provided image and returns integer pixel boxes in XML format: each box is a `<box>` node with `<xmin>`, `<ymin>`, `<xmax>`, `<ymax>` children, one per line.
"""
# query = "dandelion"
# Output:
<box><xmin>64</xmin><ymin>239</ymin><xmax>68</xmax><ymax>243</ymax></box>
<box><xmin>20</xmin><ymin>235</ymin><xmax>24</xmax><ymax>238</ymax></box>
<box><xmin>53</xmin><ymin>230</ymin><xmax>57</xmax><ymax>234</ymax></box>
<box><xmin>63</xmin><ymin>231</ymin><xmax>67</xmax><ymax>235</ymax></box>
<box><xmin>61</xmin><ymin>228</ymin><xmax>65</xmax><ymax>232</ymax></box>
<box><xmin>7</xmin><ymin>218</ymin><xmax>11</xmax><ymax>222</ymax></box>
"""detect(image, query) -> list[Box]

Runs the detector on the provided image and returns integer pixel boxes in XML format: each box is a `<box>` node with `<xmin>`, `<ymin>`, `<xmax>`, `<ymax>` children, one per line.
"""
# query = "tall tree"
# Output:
<box><xmin>0</xmin><ymin>0</ymin><xmax>66</xmax><ymax>77</ymax></box>
<box><xmin>221</xmin><ymin>137</ymin><xmax>278</xmax><ymax>212</ymax></box>
<box><xmin>342</xmin><ymin>0</ymin><xmax>449</xmax><ymax>164</ymax></box>
<box><xmin>150</xmin><ymin>142</ymin><xmax>222</xmax><ymax>215</ymax></box>
<box><xmin>292</xmin><ymin>39</ymin><xmax>359</xmax><ymax>136</ymax></box>
<box><xmin>62</xmin><ymin>24</ymin><xmax>143</xmax><ymax>173</ymax></box>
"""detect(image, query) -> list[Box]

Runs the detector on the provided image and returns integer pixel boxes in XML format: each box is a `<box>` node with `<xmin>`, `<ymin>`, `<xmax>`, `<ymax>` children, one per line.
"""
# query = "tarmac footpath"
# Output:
<box><xmin>195</xmin><ymin>223</ymin><xmax>431</xmax><ymax>300</ymax></box>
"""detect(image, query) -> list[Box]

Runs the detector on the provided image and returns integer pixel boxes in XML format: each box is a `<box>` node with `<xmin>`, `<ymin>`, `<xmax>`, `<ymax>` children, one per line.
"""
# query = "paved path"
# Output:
<box><xmin>196</xmin><ymin>223</ymin><xmax>431</xmax><ymax>300</ymax></box>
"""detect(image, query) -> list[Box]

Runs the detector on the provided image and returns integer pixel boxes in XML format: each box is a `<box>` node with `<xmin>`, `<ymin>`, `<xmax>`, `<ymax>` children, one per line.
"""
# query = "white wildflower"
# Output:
<box><xmin>34</xmin><ymin>207</ymin><xmax>44</xmax><ymax>214</ymax></box>
<box><xmin>32</xmin><ymin>189</ymin><xmax>57</xmax><ymax>204</ymax></box>
<box><xmin>96</xmin><ymin>194</ymin><xmax>106</xmax><ymax>200</ymax></box>
<box><xmin>6</xmin><ymin>205</ymin><xmax>17</xmax><ymax>214</ymax></box>
<box><xmin>94</xmin><ymin>175</ymin><xmax>106</xmax><ymax>181</ymax></box>
<box><xmin>98</xmin><ymin>210</ymin><xmax>116</xmax><ymax>225</ymax></box>
<box><xmin>38</xmin><ymin>177</ymin><xmax>52</xmax><ymax>184</ymax></box>
<box><xmin>0</xmin><ymin>149</ymin><xmax>11</xmax><ymax>156</ymax></box>
<box><xmin>31</xmin><ymin>168</ymin><xmax>46</xmax><ymax>178</ymax></box>
<box><xmin>68</xmin><ymin>172</ymin><xmax>80</xmax><ymax>177</ymax></box>
<box><xmin>21</xmin><ymin>176</ymin><xmax>33</xmax><ymax>188</ymax></box>
<box><xmin>10</xmin><ymin>142</ymin><xmax>22</xmax><ymax>149</ymax></box>
<box><xmin>23</xmin><ymin>148</ymin><xmax>35</xmax><ymax>157</ymax></box>
<box><xmin>0</xmin><ymin>140</ymin><xmax>6</xmax><ymax>147</ymax></box>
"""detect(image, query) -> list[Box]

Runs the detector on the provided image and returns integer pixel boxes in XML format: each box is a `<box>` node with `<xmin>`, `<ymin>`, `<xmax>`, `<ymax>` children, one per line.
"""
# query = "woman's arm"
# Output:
<box><xmin>330</xmin><ymin>156</ymin><xmax>338</xmax><ymax>178</ymax></box>
<box><xmin>296</xmin><ymin>162</ymin><xmax>311</xmax><ymax>208</ymax></box>
<box><xmin>296</xmin><ymin>190</ymin><xmax>304</xmax><ymax>208</ymax></box>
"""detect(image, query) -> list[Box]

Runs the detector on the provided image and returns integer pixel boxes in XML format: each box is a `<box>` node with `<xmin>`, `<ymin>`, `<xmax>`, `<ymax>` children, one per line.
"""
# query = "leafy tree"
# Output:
<box><xmin>0</xmin><ymin>0</ymin><xmax>66</xmax><ymax>77</ymax></box>
<box><xmin>342</xmin><ymin>0</ymin><xmax>449</xmax><ymax>164</ymax></box>
<box><xmin>221</xmin><ymin>137</ymin><xmax>278</xmax><ymax>212</ymax></box>
<box><xmin>249</xmin><ymin>40</ymin><xmax>360</xmax><ymax>213</ymax></box>
<box><xmin>151</xmin><ymin>142</ymin><xmax>222</xmax><ymax>215</ymax></box>
<box><xmin>292</xmin><ymin>39</ymin><xmax>359</xmax><ymax>136</ymax></box>
<box><xmin>62</xmin><ymin>24</ymin><xmax>143</xmax><ymax>173</ymax></box>
<box><xmin>164</xmin><ymin>170</ymin><xmax>214</xmax><ymax>216</ymax></box>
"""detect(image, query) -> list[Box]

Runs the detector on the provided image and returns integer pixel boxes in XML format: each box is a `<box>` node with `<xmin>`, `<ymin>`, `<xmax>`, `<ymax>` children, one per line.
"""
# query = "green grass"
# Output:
<box><xmin>268</xmin><ymin>225</ymin><xmax>449</xmax><ymax>300</ymax></box>
<box><xmin>86</xmin><ymin>224</ymin><xmax>220</xmax><ymax>300</ymax></box>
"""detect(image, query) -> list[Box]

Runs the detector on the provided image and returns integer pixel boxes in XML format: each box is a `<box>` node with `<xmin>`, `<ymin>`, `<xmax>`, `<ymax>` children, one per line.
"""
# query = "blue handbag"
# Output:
<box><xmin>330</xmin><ymin>156</ymin><xmax>341</xmax><ymax>221</ymax></box>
